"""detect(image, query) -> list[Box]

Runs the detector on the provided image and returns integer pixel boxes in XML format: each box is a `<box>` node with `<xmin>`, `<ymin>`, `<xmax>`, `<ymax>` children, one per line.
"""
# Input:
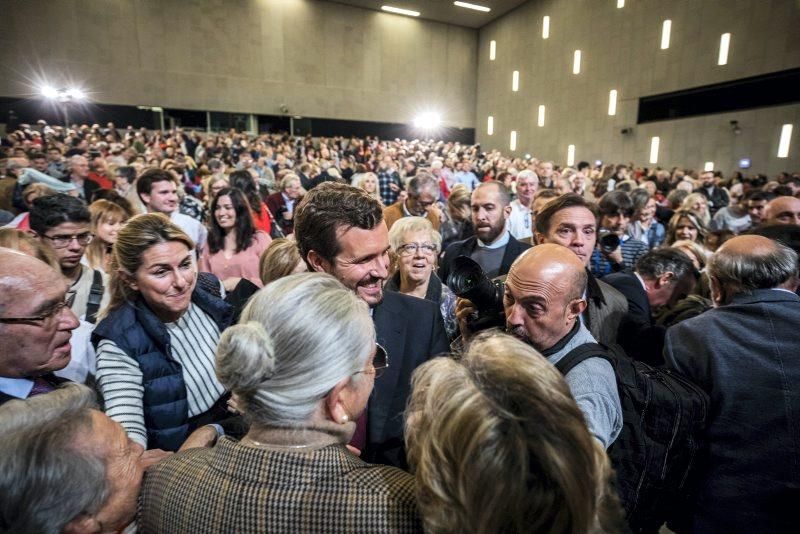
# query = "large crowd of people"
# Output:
<box><xmin>0</xmin><ymin>120</ymin><xmax>798</xmax><ymax>532</ymax></box>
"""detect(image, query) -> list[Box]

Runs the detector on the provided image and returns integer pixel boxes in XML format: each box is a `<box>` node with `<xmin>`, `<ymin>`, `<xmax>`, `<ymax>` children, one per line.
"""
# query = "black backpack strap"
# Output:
<box><xmin>554</xmin><ymin>343</ymin><xmax>610</xmax><ymax>375</ymax></box>
<box><xmin>85</xmin><ymin>269</ymin><xmax>104</xmax><ymax>324</ymax></box>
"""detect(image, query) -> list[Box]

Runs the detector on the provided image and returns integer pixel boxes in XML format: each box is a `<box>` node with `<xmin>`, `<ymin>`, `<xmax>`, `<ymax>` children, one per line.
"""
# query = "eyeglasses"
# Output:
<box><xmin>0</xmin><ymin>295</ymin><xmax>73</xmax><ymax>326</ymax></box>
<box><xmin>354</xmin><ymin>343</ymin><xmax>389</xmax><ymax>378</ymax></box>
<box><xmin>397</xmin><ymin>243</ymin><xmax>437</xmax><ymax>257</ymax></box>
<box><xmin>42</xmin><ymin>232</ymin><xmax>93</xmax><ymax>249</ymax></box>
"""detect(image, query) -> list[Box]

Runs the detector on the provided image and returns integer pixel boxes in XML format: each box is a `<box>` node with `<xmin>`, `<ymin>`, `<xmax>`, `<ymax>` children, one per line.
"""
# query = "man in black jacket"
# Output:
<box><xmin>295</xmin><ymin>183</ymin><xmax>449</xmax><ymax>469</ymax></box>
<box><xmin>439</xmin><ymin>181</ymin><xmax>530</xmax><ymax>284</ymax></box>
<box><xmin>695</xmin><ymin>170</ymin><xmax>729</xmax><ymax>217</ymax></box>
<box><xmin>603</xmin><ymin>248</ymin><xmax>696</xmax><ymax>365</ymax></box>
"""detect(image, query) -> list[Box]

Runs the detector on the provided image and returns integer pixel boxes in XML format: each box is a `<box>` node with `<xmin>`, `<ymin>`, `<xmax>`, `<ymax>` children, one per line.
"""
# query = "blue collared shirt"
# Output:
<box><xmin>0</xmin><ymin>376</ymin><xmax>34</xmax><ymax>399</ymax></box>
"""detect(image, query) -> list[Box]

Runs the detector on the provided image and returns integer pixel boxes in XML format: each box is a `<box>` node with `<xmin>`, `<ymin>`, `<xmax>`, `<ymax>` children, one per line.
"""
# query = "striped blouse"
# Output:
<box><xmin>95</xmin><ymin>303</ymin><xmax>225</xmax><ymax>448</ymax></box>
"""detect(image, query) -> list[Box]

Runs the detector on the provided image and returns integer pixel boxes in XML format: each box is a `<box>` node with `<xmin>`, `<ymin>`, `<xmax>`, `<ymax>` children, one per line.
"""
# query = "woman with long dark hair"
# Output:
<box><xmin>228</xmin><ymin>170</ymin><xmax>273</xmax><ymax>235</ymax></box>
<box><xmin>200</xmin><ymin>187</ymin><xmax>272</xmax><ymax>291</ymax></box>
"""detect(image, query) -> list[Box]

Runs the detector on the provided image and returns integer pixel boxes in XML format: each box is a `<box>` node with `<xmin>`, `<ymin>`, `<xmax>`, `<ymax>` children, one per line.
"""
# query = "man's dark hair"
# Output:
<box><xmin>772</xmin><ymin>185</ymin><xmax>793</xmax><ymax>197</ymax></box>
<box><xmin>29</xmin><ymin>152</ymin><xmax>46</xmax><ymax>161</ymax></box>
<box><xmin>475</xmin><ymin>180</ymin><xmax>511</xmax><ymax>207</ymax></box>
<box><xmin>89</xmin><ymin>189</ymin><xmax>134</xmax><ymax>216</ymax></box>
<box><xmin>29</xmin><ymin>194</ymin><xmax>91</xmax><ymax>234</ymax></box>
<box><xmin>598</xmin><ymin>191</ymin><xmax>634</xmax><ymax>217</ymax></box>
<box><xmin>534</xmin><ymin>193</ymin><xmax>599</xmax><ymax>235</ymax></box>
<box><xmin>750</xmin><ymin>224</ymin><xmax>800</xmax><ymax>256</ymax></box>
<box><xmin>577</xmin><ymin>161</ymin><xmax>590</xmax><ymax>172</ymax></box>
<box><xmin>136</xmin><ymin>168</ymin><xmax>175</xmax><ymax>198</ymax></box>
<box><xmin>115</xmin><ymin>166</ymin><xmax>137</xmax><ymax>185</ymax></box>
<box><xmin>294</xmin><ymin>182</ymin><xmax>383</xmax><ymax>265</ymax></box>
<box><xmin>745</xmin><ymin>190</ymin><xmax>775</xmax><ymax>203</ymax></box>
<box><xmin>635</xmin><ymin>248</ymin><xmax>696</xmax><ymax>282</ymax></box>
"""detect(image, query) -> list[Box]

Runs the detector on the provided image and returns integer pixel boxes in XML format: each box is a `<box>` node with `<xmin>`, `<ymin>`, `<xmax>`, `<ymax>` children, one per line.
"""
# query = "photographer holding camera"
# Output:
<box><xmin>589</xmin><ymin>191</ymin><xmax>648</xmax><ymax>278</ymax></box>
<box><xmin>454</xmin><ymin>245</ymin><xmax>622</xmax><ymax>449</ymax></box>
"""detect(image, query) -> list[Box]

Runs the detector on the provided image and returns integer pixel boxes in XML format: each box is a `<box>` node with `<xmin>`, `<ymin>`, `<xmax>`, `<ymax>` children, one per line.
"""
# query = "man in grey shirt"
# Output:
<box><xmin>458</xmin><ymin>244</ymin><xmax>622</xmax><ymax>448</ymax></box>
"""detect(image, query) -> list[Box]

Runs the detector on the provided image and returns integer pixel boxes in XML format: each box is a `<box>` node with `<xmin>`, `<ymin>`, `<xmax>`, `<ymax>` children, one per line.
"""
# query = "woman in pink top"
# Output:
<box><xmin>200</xmin><ymin>187</ymin><xmax>271</xmax><ymax>291</ymax></box>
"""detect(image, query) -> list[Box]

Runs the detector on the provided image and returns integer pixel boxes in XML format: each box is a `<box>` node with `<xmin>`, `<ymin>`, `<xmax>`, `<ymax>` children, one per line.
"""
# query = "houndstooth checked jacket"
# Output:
<box><xmin>138</xmin><ymin>436</ymin><xmax>422</xmax><ymax>533</ymax></box>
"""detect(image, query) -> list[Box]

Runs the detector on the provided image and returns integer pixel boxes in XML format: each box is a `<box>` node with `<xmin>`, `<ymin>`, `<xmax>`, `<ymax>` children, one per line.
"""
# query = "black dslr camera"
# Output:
<box><xmin>447</xmin><ymin>256</ymin><xmax>506</xmax><ymax>332</ymax></box>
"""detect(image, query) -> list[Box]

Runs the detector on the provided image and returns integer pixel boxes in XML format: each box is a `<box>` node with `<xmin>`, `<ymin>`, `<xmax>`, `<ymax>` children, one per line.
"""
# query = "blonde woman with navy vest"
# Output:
<box><xmin>93</xmin><ymin>213</ymin><xmax>233</xmax><ymax>451</ymax></box>
<box><xmin>139</xmin><ymin>273</ymin><xmax>421</xmax><ymax>532</ymax></box>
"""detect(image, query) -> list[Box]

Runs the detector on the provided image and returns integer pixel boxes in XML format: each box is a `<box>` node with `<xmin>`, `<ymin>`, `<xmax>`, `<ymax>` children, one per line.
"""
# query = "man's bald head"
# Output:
<box><xmin>764</xmin><ymin>196</ymin><xmax>800</xmax><ymax>226</ymax></box>
<box><xmin>509</xmin><ymin>244</ymin><xmax>588</xmax><ymax>302</ymax></box>
<box><xmin>504</xmin><ymin>244</ymin><xmax>588</xmax><ymax>352</ymax></box>
<box><xmin>708</xmin><ymin>235</ymin><xmax>798</xmax><ymax>304</ymax></box>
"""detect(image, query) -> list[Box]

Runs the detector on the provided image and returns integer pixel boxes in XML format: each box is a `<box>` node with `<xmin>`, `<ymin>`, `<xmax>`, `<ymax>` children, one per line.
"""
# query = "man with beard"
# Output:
<box><xmin>457</xmin><ymin>244</ymin><xmax>622</xmax><ymax>448</ymax></box>
<box><xmin>294</xmin><ymin>182</ymin><xmax>449</xmax><ymax>469</ymax></box>
<box><xmin>439</xmin><ymin>181</ymin><xmax>530</xmax><ymax>283</ymax></box>
<box><xmin>695</xmin><ymin>170</ymin><xmax>729</xmax><ymax>217</ymax></box>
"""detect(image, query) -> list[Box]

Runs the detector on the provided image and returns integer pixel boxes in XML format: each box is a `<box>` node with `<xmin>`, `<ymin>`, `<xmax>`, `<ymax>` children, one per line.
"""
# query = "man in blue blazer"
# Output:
<box><xmin>664</xmin><ymin>235</ymin><xmax>799</xmax><ymax>532</ymax></box>
<box><xmin>295</xmin><ymin>183</ymin><xmax>449</xmax><ymax>469</ymax></box>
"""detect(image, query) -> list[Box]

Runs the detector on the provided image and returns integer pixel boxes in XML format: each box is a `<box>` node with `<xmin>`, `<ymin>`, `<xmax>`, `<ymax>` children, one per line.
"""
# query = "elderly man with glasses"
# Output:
<box><xmin>0</xmin><ymin>248</ymin><xmax>80</xmax><ymax>405</ymax></box>
<box><xmin>382</xmin><ymin>172</ymin><xmax>442</xmax><ymax>232</ymax></box>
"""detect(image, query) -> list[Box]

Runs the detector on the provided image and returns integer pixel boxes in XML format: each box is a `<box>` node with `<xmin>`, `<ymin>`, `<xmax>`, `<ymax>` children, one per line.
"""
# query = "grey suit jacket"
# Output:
<box><xmin>663</xmin><ymin>289</ymin><xmax>800</xmax><ymax>533</ymax></box>
<box><xmin>584</xmin><ymin>272</ymin><xmax>628</xmax><ymax>347</ymax></box>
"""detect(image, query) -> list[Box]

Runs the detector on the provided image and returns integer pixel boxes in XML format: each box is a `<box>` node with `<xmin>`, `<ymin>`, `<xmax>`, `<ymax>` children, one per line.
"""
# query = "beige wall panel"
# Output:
<box><xmin>477</xmin><ymin>0</ymin><xmax>800</xmax><ymax>174</ymax></box>
<box><xmin>0</xmin><ymin>0</ymin><xmax>477</xmax><ymax>128</ymax></box>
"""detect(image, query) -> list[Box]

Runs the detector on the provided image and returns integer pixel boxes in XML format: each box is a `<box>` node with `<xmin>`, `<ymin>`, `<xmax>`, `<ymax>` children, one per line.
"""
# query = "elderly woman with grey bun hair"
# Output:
<box><xmin>139</xmin><ymin>272</ymin><xmax>422</xmax><ymax>533</ymax></box>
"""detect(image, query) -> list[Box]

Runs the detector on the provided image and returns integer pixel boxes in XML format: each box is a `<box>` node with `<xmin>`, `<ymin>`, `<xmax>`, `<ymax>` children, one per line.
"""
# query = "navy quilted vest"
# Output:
<box><xmin>93</xmin><ymin>287</ymin><xmax>232</xmax><ymax>451</ymax></box>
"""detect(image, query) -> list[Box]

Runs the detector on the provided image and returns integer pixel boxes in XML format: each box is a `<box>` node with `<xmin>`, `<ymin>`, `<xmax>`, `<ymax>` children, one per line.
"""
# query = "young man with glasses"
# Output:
<box><xmin>29</xmin><ymin>194</ymin><xmax>109</xmax><ymax>324</ymax></box>
<box><xmin>0</xmin><ymin>248</ymin><xmax>80</xmax><ymax>406</ymax></box>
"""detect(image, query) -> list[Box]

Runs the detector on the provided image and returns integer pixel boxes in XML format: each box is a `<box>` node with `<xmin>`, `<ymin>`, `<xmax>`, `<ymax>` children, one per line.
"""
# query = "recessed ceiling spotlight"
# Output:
<box><xmin>454</xmin><ymin>1</ymin><xmax>491</xmax><ymax>12</ymax></box>
<box><xmin>381</xmin><ymin>5</ymin><xmax>420</xmax><ymax>17</ymax></box>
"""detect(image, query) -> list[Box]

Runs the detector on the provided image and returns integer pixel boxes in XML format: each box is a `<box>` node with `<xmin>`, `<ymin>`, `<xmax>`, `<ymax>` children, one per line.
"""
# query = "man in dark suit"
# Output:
<box><xmin>603</xmin><ymin>248</ymin><xmax>695</xmax><ymax>364</ymax></box>
<box><xmin>664</xmin><ymin>235</ymin><xmax>799</xmax><ymax>532</ymax></box>
<box><xmin>439</xmin><ymin>181</ymin><xmax>530</xmax><ymax>284</ymax></box>
<box><xmin>295</xmin><ymin>183</ymin><xmax>449</xmax><ymax>468</ymax></box>
<box><xmin>0</xmin><ymin>248</ymin><xmax>80</xmax><ymax>406</ymax></box>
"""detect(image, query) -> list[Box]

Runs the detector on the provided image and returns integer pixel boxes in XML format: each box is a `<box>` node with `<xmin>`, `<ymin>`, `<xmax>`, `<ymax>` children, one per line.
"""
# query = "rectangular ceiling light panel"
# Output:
<box><xmin>454</xmin><ymin>1</ymin><xmax>491</xmax><ymax>12</ymax></box>
<box><xmin>381</xmin><ymin>5</ymin><xmax>420</xmax><ymax>17</ymax></box>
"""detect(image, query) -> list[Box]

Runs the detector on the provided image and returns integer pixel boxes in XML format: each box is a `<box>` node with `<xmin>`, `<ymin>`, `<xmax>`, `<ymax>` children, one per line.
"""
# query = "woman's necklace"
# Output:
<box><xmin>242</xmin><ymin>436</ymin><xmax>314</xmax><ymax>450</ymax></box>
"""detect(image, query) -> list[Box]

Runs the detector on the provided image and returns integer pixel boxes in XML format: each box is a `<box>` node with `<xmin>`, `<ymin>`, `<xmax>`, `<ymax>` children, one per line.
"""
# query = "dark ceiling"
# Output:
<box><xmin>325</xmin><ymin>0</ymin><xmax>530</xmax><ymax>28</ymax></box>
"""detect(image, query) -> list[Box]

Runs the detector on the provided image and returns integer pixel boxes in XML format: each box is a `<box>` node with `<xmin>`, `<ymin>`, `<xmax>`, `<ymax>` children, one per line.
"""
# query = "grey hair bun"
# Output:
<box><xmin>215</xmin><ymin>320</ymin><xmax>276</xmax><ymax>393</ymax></box>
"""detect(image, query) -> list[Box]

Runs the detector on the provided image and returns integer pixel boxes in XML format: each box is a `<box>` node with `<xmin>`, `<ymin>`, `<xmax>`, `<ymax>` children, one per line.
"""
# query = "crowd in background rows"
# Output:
<box><xmin>0</xmin><ymin>119</ymin><xmax>798</xmax><ymax>533</ymax></box>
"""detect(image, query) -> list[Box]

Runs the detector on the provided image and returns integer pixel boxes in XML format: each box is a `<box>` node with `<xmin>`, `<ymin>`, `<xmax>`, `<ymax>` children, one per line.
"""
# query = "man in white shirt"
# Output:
<box><xmin>137</xmin><ymin>168</ymin><xmax>207</xmax><ymax>255</ymax></box>
<box><xmin>507</xmin><ymin>169</ymin><xmax>538</xmax><ymax>240</ymax></box>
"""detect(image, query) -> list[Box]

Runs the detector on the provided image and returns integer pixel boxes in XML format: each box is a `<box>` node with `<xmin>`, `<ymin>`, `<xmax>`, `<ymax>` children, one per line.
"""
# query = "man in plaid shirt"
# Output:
<box><xmin>377</xmin><ymin>155</ymin><xmax>403</xmax><ymax>206</ymax></box>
